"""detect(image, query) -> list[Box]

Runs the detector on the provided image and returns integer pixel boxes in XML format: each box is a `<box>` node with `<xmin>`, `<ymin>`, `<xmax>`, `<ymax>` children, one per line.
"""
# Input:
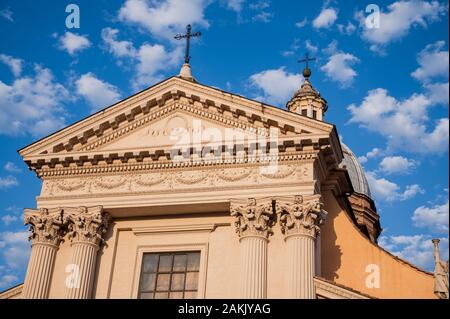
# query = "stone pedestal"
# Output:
<box><xmin>277</xmin><ymin>195</ymin><xmax>327</xmax><ymax>299</ymax></box>
<box><xmin>231</xmin><ymin>198</ymin><xmax>274</xmax><ymax>299</ymax></box>
<box><xmin>21</xmin><ymin>208</ymin><xmax>66</xmax><ymax>299</ymax></box>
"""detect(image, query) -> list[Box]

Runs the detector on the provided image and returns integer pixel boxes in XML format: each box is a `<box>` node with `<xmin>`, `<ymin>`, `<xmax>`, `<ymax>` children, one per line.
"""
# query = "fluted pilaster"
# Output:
<box><xmin>231</xmin><ymin>198</ymin><xmax>274</xmax><ymax>299</ymax></box>
<box><xmin>276</xmin><ymin>195</ymin><xmax>327</xmax><ymax>299</ymax></box>
<box><xmin>22</xmin><ymin>208</ymin><xmax>66</xmax><ymax>299</ymax></box>
<box><xmin>64</xmin><ymin>206</ymin><xmax>109</xmax><ymax>299</ymax></box>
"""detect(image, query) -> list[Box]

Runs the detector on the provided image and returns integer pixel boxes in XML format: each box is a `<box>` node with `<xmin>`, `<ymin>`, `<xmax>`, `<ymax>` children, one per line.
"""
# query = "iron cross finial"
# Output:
<box><xmin>298</xmin><ymin>52</ymin><xmax>316</xmax><ymax>78</ymax></box>
<box><xmin>174</xmin><ymin>24</ymin><xmax>202</xmax><ymax>64</ymax></box>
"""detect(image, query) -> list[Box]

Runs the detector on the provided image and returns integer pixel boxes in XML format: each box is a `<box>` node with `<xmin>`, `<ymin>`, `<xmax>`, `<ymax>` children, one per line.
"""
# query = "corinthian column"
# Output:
<box><xmin>64</xmin><ymin>206</ymin><xmax>110</xmax><ymax>299</ymax></box>
<box><xmin>230</xmin><ymin>198</ymin><xmax>275</xmax><ymax>299</ymax></box>
<box><xmin>276</xmin><ymin>195</ymin><xmax>327</xmax><ymax>299</ymax></box>
<box><xmin>22</xmin><ymin>208</ymin><xmax>66</xmax><ymax>299</ymax></box>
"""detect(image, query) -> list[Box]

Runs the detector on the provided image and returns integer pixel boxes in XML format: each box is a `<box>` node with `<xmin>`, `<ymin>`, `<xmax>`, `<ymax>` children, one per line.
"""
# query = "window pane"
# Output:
<box><xmin>185</xmin><ymin>272</ymin><xmax>199</xmax><ymax>290</ymax></box>
<box><xmin>138</xmin><ymin>251</ymin><xmax>200</xmax><ymax>299</ymax></box>
<box><xmin>158</xmin><ymin>255</ymin><xmax>173</xmax><ymax>272</ymax></box>
<box><xmin>169</xmin><ymin>292</ymin><xmax>183</xmax><ymax>299</ymax></box>
<box><xmin>142</xmin><ymin>254</ymin><xmax>158</xmax><ymax>273</ymax></box>
<box><xmin>173</xmin><ymin>254</ymin><xmax>187</xmax><ymax>271</ymax></box>
<box><xmin>156</xmin><ymin>273</ymin><xmax>170</xmax><ymax>291</ymax></box>
<box><xmin>184</xmin><ymin>291</ymin><xmax>197</xmax><ymax>299</ymax></box>
<box><xmin>139</xmin><ymin>273</ymin><xmax>156</xmax><ymax>291</ymax></box>
<box><xmin>154</xmin><ymin>292</ymin><xmax>169</xmax><ymax>299</ymax></box>
<box><xmin>187</xmin><ymin>252</ymin><xmax>200</xmax><ymax>271</ymax></box>
<box><xmin>139</xmin><ymin>292</ymin><xmax>154</xmax><ymax>299</ymax></box>
<box><xmin>171</xmin><ymin>273</ymin><xmax>185</xmax><ymax>290</ymax></box>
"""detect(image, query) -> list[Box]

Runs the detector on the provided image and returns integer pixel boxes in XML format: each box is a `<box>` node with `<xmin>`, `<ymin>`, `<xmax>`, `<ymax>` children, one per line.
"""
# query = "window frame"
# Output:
<box><xmin>138</xmin><ymin>251</ymin><xmax>201</xmax><ymax>299</ymax></box>
<box><xmin>131</xmin><ymin>243</ymin><xmax>209</xmax><ymax>299</ymax></box>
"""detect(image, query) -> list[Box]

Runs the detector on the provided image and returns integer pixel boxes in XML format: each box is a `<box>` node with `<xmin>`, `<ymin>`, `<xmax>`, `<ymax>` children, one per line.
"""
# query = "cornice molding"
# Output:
<box><xmin>36</xmin><ymin>152</ymin><xmax>316</xmax><ymax>178</ymax></box>
<box><xmin>0</xmin><ymin>284</ymin><xmax>23</xmax><ymax>299</ymax></box>
<box><xmin>314</xmin><ymin>277</ymin><xmax>372</xmax><ymax>299</ymax></box>
<box><xmin>19</xmin><ymin>78</ymin><xmax>334</xmax><ymax>160</ymax></box>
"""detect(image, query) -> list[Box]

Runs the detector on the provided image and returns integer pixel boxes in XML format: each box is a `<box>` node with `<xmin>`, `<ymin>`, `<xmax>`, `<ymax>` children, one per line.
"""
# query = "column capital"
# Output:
<box><xmin>276</xmin><ymin>195</ymin><xmax>327</xmax><ymax>238</ymax></box>
<box><xmin>66</xmin><ymin>206</ymin><xmax>110</xmax><ymax>246</ymax></box>
<box><xmin>24</xmin><ymin>207</ymin><xmax>67</xmax><ymax>246</ymax></box>
<box><xmin>230</xmin><ymin>198</ymin><xmax>275</xmax><ymax>239</ymax></box>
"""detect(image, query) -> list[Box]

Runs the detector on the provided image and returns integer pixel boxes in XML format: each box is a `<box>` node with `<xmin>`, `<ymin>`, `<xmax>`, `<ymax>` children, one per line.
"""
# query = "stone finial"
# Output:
<box><xmin>276</xmin><ymin>195</ymin><xmax>327</xmax><ymax>238</ymax></box>
<box><xmin>230</xmin><ymin>198</ymin><xmax>275</xmax><ymax>238</ymax></box>
<box><xmin>66</xmin><ymin>206</ymin><xmax>110</xmax><ymax>246</ymax></box>
<box><xmin>24</xmin><ymin>207</ymin><xmax>67</xmax><ymax>246</ymax></box>
<box><xmin>179</xmin><ymin>63</ymin><xmax>196</xmax><ymax>82</ymax></box>
<box><xmin>432</xmin><ymin>239</ymin><xmax>449</xmax><ymax>299</ymax></box>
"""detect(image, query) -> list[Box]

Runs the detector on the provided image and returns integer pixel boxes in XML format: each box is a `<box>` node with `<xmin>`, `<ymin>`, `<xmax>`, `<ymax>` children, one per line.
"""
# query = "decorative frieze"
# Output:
<box><xmin>230</xmin><ymin>198</ymin><xmax>275</xmax><ymax>238</ymax></box>
<box><xmin>40</xmin><ymin>164</ymin><xmax>311</xmax><ymax>199</ymax></box>
<box><xmin>276</xmin><ymin>195</ymin><xmax>327</xmax><ymax>238</ymax></box>
<box><xmin>24</xmin><ymin>208</ymin><xmax>67</xmax><ymax>246</ymax></box>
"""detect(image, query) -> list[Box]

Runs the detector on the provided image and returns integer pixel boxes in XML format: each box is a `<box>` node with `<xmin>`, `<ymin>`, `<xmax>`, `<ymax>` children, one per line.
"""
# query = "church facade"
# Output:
<box><xmin>1</xmin><ymin>62</ymin><xmax>447</xmax><ymax>299</ymax></box>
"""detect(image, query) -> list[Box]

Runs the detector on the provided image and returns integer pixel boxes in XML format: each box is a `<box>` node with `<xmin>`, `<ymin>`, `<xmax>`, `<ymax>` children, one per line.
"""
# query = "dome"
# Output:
<box><xmin>340</xmin><ymin>143</ymin><xmax>372</xmax><ymax>198</ymax></box>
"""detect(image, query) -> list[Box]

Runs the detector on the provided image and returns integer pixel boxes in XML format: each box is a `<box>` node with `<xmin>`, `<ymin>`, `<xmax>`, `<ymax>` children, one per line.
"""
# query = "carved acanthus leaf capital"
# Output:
<box><xmin>230</xmin><ymin>198</ymin><xmax>275</xmax><ymax>238</ymax></box>
<box><xmin>66</xmin><ymin>206</ymin><xmax>110</xmax><ymax>246</ymax></box>
<box><xmin>276</xmin><ymin>195</ymin><xmax>327</xmax><ymax>238</ymax></box>
<box><xmin>23</xmin><ymin>207</ymin><xmax>67</xmax><ymax>246</ymax></box>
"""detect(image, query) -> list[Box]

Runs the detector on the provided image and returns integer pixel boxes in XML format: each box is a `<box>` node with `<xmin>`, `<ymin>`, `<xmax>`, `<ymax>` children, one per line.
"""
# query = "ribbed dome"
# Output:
<box><xmin>340</xmin><ymin>143</ymin><xmax>372</xmax><ymax>198</ymax></box>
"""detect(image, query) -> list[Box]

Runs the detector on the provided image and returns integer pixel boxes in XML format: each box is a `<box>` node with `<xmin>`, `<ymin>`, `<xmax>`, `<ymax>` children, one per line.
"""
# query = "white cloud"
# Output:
<box><xmin>0</xmin><ymin>54</ymin><xmax>23</xmax><ymax>77</ymax></box>
<box><xmin>0</xmin><ymin>274</ymin><xmax>18</xmax><ymax>289</ymax></box>
<box><xmin>58</xmin><ymin>32</ymin><xmax>91</xmax><ymax>55</ymax></box>
<box><xmin>412</xmin><ymin>41</ymin><xmax>449</xmax><ymax>83</ymax></box>
<box><xmin>1</xmin><ymin>215</ymin><xmax>18</xmax><ymax>225</ymax></box>
<box><xmin>252</xmin><ymin>11</ymin><xmax>273</xmax><ymax>23</ymax></box>
<box><xmin>0</xmin><ymin>8</ymin><xmax>13</xmax><ymax>22</ymax></box>
<box><xmin>305</xmin><ymin>40</ymin><xmax>318</xmax><ymax>54</ymax></box>
<box><xmin>0</xmin><ymin>64</ymin><xmax>70</xmax><ymax>137</ymax></box>
<box><xmin>378</xmin><ymin>156</ymin><xmax>418</xmax><ymax>175</ymax></box>
<box><xmin>379</xmin><ymin>235</ymin><xmax>448</xmax><ymax>270</ymax></box>
<box><xmin>134</xmin><ymin>43</ymin><xmax>182</xmax><ymax>89</ymax></box>
<box><xmin>358</xmin><ymin>147</ymin><xmax>382</xmax><ymax>164</ymax></box>
<box><xmin>321</xmin><ymin>52</ymin><xmax>359</xmax><ymax>87</ymax></box>
<box><xmin>226</xmin><ymin>0</ymin><xmax>245</xmax><ymax>13</ymax></box>
<box><xmin>0</xmin><ymin>231</ymin><xmax>30</xmax><ymax>288</ymax></box>
<box><xmin>118</xmin><ymin>0</ymin><xmax>210</xmax><ymax>40</ymax></box>
<box><xmin>101</xmin><ymin>28</ymin><xmax>137</xmax><ymax>58</ymax></box>
<box><xmin>76</xmin><ymin>73</ymin><xmax>121</xmax><ymax>113</ymax></box>
<box><xmin>101</xmin><ymin>28</ymin><xmax>182</xmax><ymax>89</ymax></box>
<box><xmin>0</xmin><ymin>176</ymin><xmax>18</xmax><ymax>189</ymax></box>
<box><xmin>313</xmin><ymin>7</ymin><xmax>338</xmax><ymax>29</ymax></box>
<box><xmin>348</xmin><ymin>88</ymin><xmax>449</xmax><ymax>154</ymax></box>
<box><xmin>337</xmin><ymin>22</ymin><xmax>356</xmax><ymax>35</ymax></box>
<box><xmin>249</xmin><ymin>1</ymin><xmax>270</xmax><ymax>11</ymax></box>
<box><xmin>412</xmin><ymin>200</ymin><xmax>449</xmax><ymax>233</ymax></box>
<box><xmin>249</xmin><ymin>67</ymin><xmax>302</xmax><ymax>105</ymax></box>
<box><xmin>4</xmin><ymin>162</ymin><xmax>21</xmax><ymax>173</ymax></box>
<box><xmin>366</xmin><ymin>171</ymin><xmax>424</xmax><ymax>202</ymax></box>
<box><xmin>358</xmin><ymin>1</ymin><xmax>446</xmax><ymax>52</ymax></box>
<box><xmin>424</xmin><ymin>82</ymin><xmax>449</xmax><ymax>105</ymax></box>
<box><xmin>295</xmin><ymin>18</ymin><xmax>308</xmax><ymax>28</ymax></box>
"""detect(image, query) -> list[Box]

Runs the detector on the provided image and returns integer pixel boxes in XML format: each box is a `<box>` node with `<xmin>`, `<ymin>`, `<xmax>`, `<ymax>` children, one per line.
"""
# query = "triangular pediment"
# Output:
<box><xmin>19</xmin><ymin>76</ymin><xmax>339</xmax><ymax>165</ymax></box>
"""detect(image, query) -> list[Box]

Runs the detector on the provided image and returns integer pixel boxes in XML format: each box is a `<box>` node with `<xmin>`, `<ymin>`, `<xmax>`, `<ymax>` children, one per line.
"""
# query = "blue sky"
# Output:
<box><xmin>0</xmin><ymin>0</ymin><xmax>448</xmax><ymax>290</ymax></box>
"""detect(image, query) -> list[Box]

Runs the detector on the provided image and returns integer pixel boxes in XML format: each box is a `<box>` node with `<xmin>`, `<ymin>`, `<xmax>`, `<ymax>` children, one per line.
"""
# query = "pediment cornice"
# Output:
<box><xmin>19</xmin><ymin>77</ymin><xmax>337</xmax><ymax>159</ymax></box>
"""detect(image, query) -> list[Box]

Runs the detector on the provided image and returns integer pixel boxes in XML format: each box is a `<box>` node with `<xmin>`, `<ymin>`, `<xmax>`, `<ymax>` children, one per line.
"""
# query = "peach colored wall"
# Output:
<box><xmin>47</xmin><ymin>212</ymin><xmax>295</xmax><ymax>299</ymax></box>
<box><xmin>320</xmin><ymin>190</ymin><xmax>436</xmax><ymax>299</ymax></box>
<box><xmin>46</xmin><ymin>195</ymin><xmax>436</xmax><ymax>299</ymax></box>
